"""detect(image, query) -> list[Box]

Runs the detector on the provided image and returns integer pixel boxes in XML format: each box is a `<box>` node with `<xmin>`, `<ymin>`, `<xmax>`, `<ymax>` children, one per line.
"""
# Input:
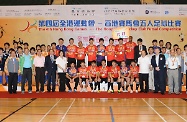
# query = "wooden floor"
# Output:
<box><xmin>0</xmin><ymin>98</ymin><xmax>187</xmax><ymax>122</ymax></box>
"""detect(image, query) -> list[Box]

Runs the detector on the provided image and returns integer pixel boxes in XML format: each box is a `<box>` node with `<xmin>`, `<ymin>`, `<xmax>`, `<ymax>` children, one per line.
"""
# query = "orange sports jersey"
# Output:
<box><xmin>106</xmin><ymin>45</ymin><xmax>116</xmax><ymax>61</ymax></box>
<box><xmin>98</xmin><ymin>66</ymin><xmax>109</xmax><ymax>78</ymax></box>
<box><xmin>130</xmin><ymin>66</ymin><xmax>139</xmax><ymax>78</ymax></box>
<box><xmin>109</xmin><ymin>66</ymin><xmax>120</xmax><ymax>78</ymax></box>
<box><xmin>54</xmin><ymin>49</ymin><xmax>59</xmax><ymax>57</ymax></box>
<box><xmin>124</xmin><ymin>42</ymin><xmax>136</xmax><ymax>59</ymax></box>
<box><xmin>88</xmin><ymin>66</ymin><xmax>99</xmax><ymax>78</ymax></box>
<box><xmin>67</xmin><ymin>45</ymin><xmax>77</xmax><ymax>58</ymax></box>
<box><xmin>86</xmin><ymin>45</ymin><xmax>97</xmax><ymax>61</ymax></box>
<box><xmin>115</xmin><ymin>44</ymin><xmax>125</xmax><ymax>61</ymax></box>
<box><xmin>77</xmin><ymin>47</ymin><xmax>86</xmax><ymax>60</ymax></box>
<box><xmin>78</xmin><ymin>67</ymin><xmax>88</xmax><ymax>78</ymax></box>
<box><xmin>42</xmin><ymin>51</ymin><xmax>49</xmax><ymax>57</ymax></box>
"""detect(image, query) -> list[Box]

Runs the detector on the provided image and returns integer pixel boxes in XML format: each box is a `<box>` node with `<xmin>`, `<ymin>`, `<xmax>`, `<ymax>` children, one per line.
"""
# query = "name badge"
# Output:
<box><xmin>139</xmin><ymin>52</ymin><xmax>141</xmax><ymax>55</ymax></box>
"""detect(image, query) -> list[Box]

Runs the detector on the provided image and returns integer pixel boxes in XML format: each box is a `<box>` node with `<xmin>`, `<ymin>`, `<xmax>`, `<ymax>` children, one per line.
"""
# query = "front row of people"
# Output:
<box><xmin>5</xmin><ymin>49</ymin><xmax>141</xmax><ymax>94</ymax></box>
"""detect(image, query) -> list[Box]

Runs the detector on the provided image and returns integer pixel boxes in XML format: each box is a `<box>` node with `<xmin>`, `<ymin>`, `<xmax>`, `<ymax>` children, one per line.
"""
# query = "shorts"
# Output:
<box><xmin>80</xmin><ymin>78</ymin><xmax>88</xmax><ymax>82</ymax></box>
<box><xmin>100</xmin><ymin>78</ymin><xmax>108</xmax><ymax>83</ymax></box>
<box><xmin>112</xmin><ymin>78</ymin><xmax>118</xmax><ymax>82</ymax></box>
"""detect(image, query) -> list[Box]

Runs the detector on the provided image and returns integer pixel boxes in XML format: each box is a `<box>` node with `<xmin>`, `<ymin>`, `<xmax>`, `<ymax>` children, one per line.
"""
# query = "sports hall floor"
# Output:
<box><xmin>0</xmin><ymin>98</ymin><xmax>187</xmax><ymax>122</ymax></box>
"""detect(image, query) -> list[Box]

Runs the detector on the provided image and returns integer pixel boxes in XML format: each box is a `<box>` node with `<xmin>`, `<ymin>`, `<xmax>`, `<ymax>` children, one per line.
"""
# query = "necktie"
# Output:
<box><xmin>50</xmin><ymin>55</ymin><xmax>53</xmax><ymax>63</ymax></box>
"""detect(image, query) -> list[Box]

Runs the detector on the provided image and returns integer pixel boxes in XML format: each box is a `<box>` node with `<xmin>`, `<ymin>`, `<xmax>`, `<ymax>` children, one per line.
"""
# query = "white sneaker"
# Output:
<box><xmin>123</xmin><ymin>90</ymin><xmax>128</xmax><ymax>93</ymax></box>
<box><xmin>94</xmin><ymin>90</ymin><xmax>97</xmax><ymax>92</ymax></box>
<box><xmin>28</xmin><ymin>91</ymin><xmax>32</xmax><ymax>94</ymax></box>
<box><xmin>91</xmin><ymin>90</ymin><xmax>94</xmax><ymax>92</ymax></box>
<box><xmin>80</xmin><ymin>88</ymin><xmax>84</xmax><ymax>92</ymax></box>
<box><xmin>135</xmin><ymin>90</ymin><xmax>138</xmax><ymax>93</ymax></box>
<box><xmin>130</xmin><ymin>90</ymin><xmax>133</xmax><ymax>93</ymax></box>
<box><xmin>84</xmin><ymin>88</ymin><xmax>88</xmax><ymax>92</ymax></box>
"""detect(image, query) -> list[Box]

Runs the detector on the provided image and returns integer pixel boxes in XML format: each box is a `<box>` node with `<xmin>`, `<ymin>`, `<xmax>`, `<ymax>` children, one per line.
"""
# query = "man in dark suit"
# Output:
<box><xmin>45</xmin><ymin>49</ymin><xmax>57</xmax><ymax>92</ymax></box>
<box><xmin>134</xmin><ymin>38</ymin><xmax>147</xmax><ymax>63</ymax></box>
<box><xmin>151</xmin><ymin>47</ymin><xmax>166</xmax><ymax>95</ymax></box>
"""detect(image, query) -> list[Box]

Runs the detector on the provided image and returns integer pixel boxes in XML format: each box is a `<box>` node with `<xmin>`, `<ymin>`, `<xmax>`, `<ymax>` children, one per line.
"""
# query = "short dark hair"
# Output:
<box><xmin>0</xmin><ymin>47</ymin><xmax>4</xmax><ymax>51</ymax></box>
<box><xmin>99</xmin><ymin>38</ymin><xmax>104</xmax><ymax>42</ymax></box>
<box><xmin>109</xmin><ymin>38</ymin><xmax>114</xmax><ymax>42</ymax></box>
<box><xmin>89</xmin><ymin>38</ymin><xmax>94</xmax><ymax>41</ymax></box>
<box><xmin>4</xmin><ymin>42</ymin><xmax>10</xmax><ymax>46</ymax></box>
<box><xmin>51</xmin><ymin>42</ymin><xmax>56</xmax><ymax>46</ymax></box>
<box><xmin>36</xmin><ymin>44</ymin><xmax>41</xmax><ymax>49</ymax></box>
<box><xmin>137</xmin><ymin>38</ymin><xmax>143</xmax><ymax>42</ymax></box>
<box><xmin>152</xmin><ymin>39</ymin><xmax>157</xmax><ymax>43</ymax></box>
<box><xmin>59</xmin><ymin>38</ymin><xmax>64</xmax><ymax>41</ymax></box>
<box><xmin>184</xmin><ymin>45</ymin><xmax>187</xmax><ymax>49</ymax></box>
<box><xmin>112</xmin><ymin>60</ymin><xmax>116</xmax><ymax>63</ymax></box>
<box><xmin>81</xmin><ymin>61</ymin><xmax>85</xmax><ymax>64</ymax></box>
<box><xmin>159</xmin><ymin>40</ymin><xmax>163</xmax><ymax>43</ymax></box>
<box><xmin>10</xmin><ymin>49</ymin><xmax>16</xmax><ymax>54</ymax></box>
<box><xmin>118</xmin><ymin>38</ymin><xmax>123</xmax><ymax>41</ymax></box>
<box><xmin>101</xmin><ymin>59</ymin><xmax>106</xmax><ymax>63</ymax></box>
<box><xmin>13</xmin><ymin>41</ymin><xmax>18</xmax><ymax>45</ymax></box>
<box><xmin>23</xmin><ymin>42</ymin><xmax>29</xmax><ymax>46</ymax></box>
<box><xmin>165</xmin><ymin>42</ymin><xmax>172</xmax><ymax>49</ymax></box>
<box><xmin>37</xmin><ymin>49</ymin><xmax>42</xmax><ymax>52</ymax></box>
<box><xmin>49</xmin><ymin>49</ymin><xmax>54</xmax><ymax>52</ymax></box>
<box><xmin>91</xmin><ymin>60</ymin><xmax>96</xmax><ymax>64</ymax></box>
<box><xmin>173</xmin><ymin>44</ymin><xmax>179</xmax><ymax>47</ymax></box>
<box><xmin>41</xmin><ymin>44</ymin><xmax>45</xmax><ymax>47</ymax></box>
<box><xmin>30</xmin><ymin>47</ymin><xmax>35</xmax><ymax>51</ymax></box>
<box><xmin>69</xmin><ymin>38</ymin><xmax>74</xmax><ymax>41</ymax></box>
<box><xmin>148</xmin><ymin>46</ymin><xmax>153</xmax><ymax>50</ymax></box>
<box><xmin>162</xmin><ymin>47</ymin><xmax>166</xmax><ymax>49</ymax></box>
<box><xmin>17</xmin><ymin>46</ymin><xmax>23</xmax><ymax>50</ymax></box>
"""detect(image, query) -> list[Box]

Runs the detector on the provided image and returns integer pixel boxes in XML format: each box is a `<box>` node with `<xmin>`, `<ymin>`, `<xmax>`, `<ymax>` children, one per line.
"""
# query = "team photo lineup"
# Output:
<box><xmin>0</xmin><ymin>36</ymin><xmax>187</xmax><ymax>95</ymax></box>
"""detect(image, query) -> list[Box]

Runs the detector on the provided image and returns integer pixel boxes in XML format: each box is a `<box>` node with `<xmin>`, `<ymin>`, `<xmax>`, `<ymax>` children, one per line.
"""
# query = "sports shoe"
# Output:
<box><xmin>80</xmin><ymin>88</ymin><xmax>84</xmax><ymax>92</ymax></box>
<box><xmin>97</xmin><ymin>90</ymin><xmax>100</xmax><ymax>93</ymax></box>
<box><xmin>41</xmin><ymin>91</ymin><xmax>45</xmax><ymax>93</ymax></box>
<box><xmin>84</xmin><ymin>88</ymin><xmax>88</xmax><ymax>92</ymax></box>
<box><xmin>68</xmin><ymin>90</ymin><xmax>72</xmax><ymax>92</ymax></box>
<box><xmin>111</xmin><ymin>90</ymin><xmax>114</xmax><ymax>93</ymax></box>
<box><xmin>21</xmin><ymin>91</ymin><xmax>24</xmax><ymax>94</ymax></box>
<box><xmin>91</xmin><ymin>90</ymin><xmax>94</xmax><ymax>92</ymax></box>
<box><xmin>123</xmin><ymin>90</ymin><xmax>128</xmax><ymax>93</ymax></box>
<box><xmin>107</xmin><ymin>90</ymin><xmax>111</xmax><ymax>93</ymax></box>
<box><xmin>117</xmin><ymin>90</ymin><xmax>121</xmax><ymax>93</ymax></box>
<box><xmin>36</xmin><ymin>91</ymin><xmax>40</xmax><ymax>93</ymax></box>
<box><xmin>94</xmin><ymin>90</ymin><xmax>97</xmax><ymax>92</ymax></box>
<box><xmin>130</xmin><ymin>90</ymin><xmax>133</xmax><ymax>93</ymax></box>
<box><xmin>28</xmin><ymin>91</ymin><xmax>32</xmax><ymax>94</ymax></box>
<box><xmin>74</xmin><ymin>89</ymin><xmax>77</xmax><ymax>92</ymax></box>
<box><xmin>135</xmin><ymin>90</ymin><xmax>138</xmax><ymax>93</ymax></box>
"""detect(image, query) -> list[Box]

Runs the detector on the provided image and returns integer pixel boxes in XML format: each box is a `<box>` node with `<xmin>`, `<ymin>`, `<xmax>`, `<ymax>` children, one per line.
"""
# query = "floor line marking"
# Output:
<box><xmin>142</xmin><ymin>98</ymin><xmax>167</xmax><ymax>122</ymax></box>
<box><xmin>60</xmin><ymin>99</ymin><xmax>75</xmax><ymax>122</ymax></box>
<box><xmin>0</xmin><ymin>98</ymin><xmax>37</xmax><ymax>122</ymax></box>
<box><xmin>109</xmin><ymin>106</ymin><xmax>115</xmax><ymax>122</ymax></box>
<box><xmin>38</xmin><ymin>98</ymin><xmax>62</xmax><ymax>122</ymax></box>
<box><xmin>156</xmin><ymin>98</ymin><xmax>187</xmax><ymax>122</ymax></box>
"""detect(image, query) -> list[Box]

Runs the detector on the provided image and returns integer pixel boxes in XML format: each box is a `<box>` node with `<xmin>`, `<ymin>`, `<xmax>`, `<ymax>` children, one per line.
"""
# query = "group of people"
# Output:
<box><xmin>0</xmin><ymin>36</ymin><xmax>187</xmax><ymax>95</ymax></box>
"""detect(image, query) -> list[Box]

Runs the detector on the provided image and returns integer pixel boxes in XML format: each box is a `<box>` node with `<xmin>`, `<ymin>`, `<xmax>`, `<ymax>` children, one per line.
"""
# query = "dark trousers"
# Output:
<box><xmin>163</xmin><ymin>67</ymin><xmax>167</xmax><ymax>91</ymax></box>
<box><xmin>126</xmin><ymin>59</ymin><xmax>134</xmax><ymax>67</ymax></box>
<box><xmin>139</xmin><ymin>73</ymin><xmax>149</xmax><ymax>92</ymax></box>
<box><xmin>8</xmin><ymin>73</ymin><xmax>18</xmax><ymax>93</ymax></box>
<box><xmin>21</xmin><ymin>68</ymin><xmax>32</xmax><ymax>91</ymax></box>
<box><xmin>58</xmin><ymin>73</ymin><xmax>66</xmax><ymax>92</ymax></box>
<box><xmin>35</xmin><ymin>67</ymin><xmax>45</xmax><ymax>92</ymax></box>
<box><xmin>107</xmin><ymin>61</ymin><xmax>112</xmax><ymax>67</ymax></box>
<box><xmin>77</xmin><ymin>59</ymin><xmax>85</xmax><ymax>68</ymax></box>
<box><xmin>47</xmin><ymin>71</ymin><xmax>56</xmax><ymax>92</ymax></box>
<box><xmin>66</xmin><ymin>77</ymin><xmax>79</xmax><ymax>90</ymax></box>
<box><xmin>154</xmin><ymin>69</ymin><xmax>165</xmax><ymax>93</ymax></box>
<box><xmin>68</xmin><ymin>58</ymin><xmax>76</xmax><ymax>67</ymax></box>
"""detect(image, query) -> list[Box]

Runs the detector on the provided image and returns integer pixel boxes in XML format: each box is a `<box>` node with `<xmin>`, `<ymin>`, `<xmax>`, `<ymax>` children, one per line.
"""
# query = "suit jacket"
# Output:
<box><xmin>45</xmin><ymin>55</ymin><xmax>57</xmax><ymax>72</ymax></box>
<box><xmin>134</xmin><ymin>45</ymin><xmax>147</xmax><ymax>63</ymax></box>
<box><xmin>151</xmin><ymin>54</ymin><xmax>165</xmax><ymax>70</ymax></box>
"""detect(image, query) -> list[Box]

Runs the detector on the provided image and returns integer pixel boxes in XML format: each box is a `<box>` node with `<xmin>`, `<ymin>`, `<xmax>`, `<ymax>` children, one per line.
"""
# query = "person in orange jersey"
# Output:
<box><xmin>115</xmin><ymin>38</ymin><xmax>126</xmax><ymax>66</ymax></box>
<box><xmin>86</xmin><ymin>38</ymin><xmax>97</xmax><ymax>66</ymax></box>
<box><xmin>88</xmin><ymin>61</ymin><xmax>99</xmax><ymax>92</ymax></box>
<box><xmin>78</xmin><ymin>61</ymin><xmax>89</xmax><ymax>92</ymax></box>
<box><xmin>41</xmin><ymin>44</ymin><xmax>49</xmax><ymax>57</ymax></box>
<box><xmin>51</xmin><ymin>42</ymin><xmax>59</xmax><ymax>57</ymax></box>
<box><xmin>129</xmin><ymin>60</ymin><xmax>139</xmax><ymax>93</ymax></box>
<box><xmin>120</xmin><ymin>61</ymin><xmax>130</xmax><ymax>92</ymax></box>
<box><xmin>95</xmin><ymin>60</ymin><xmax>110</xmax><ymax>93</ymax></box>
<box><xmin>109</xmin><ymin>60</ymin><xmax>121</xmax><ymax>93</ymax></box>
<box><xmin>124</xmin><ymin>36</ymin><xmax>137</xmax><ymax>66</ymax></box>
<box><xmin>77</xmin><ymin>41</ymin><xmax>86</xmax><ymax>68</ymax></box>
<box><xmin>67</xmin><ymin>38</ymin><xmax>77</xmax><ymax>67</ymax></box>
<box><xmin>106</xmin><ymin>38</ymin><xmax>116</xmax><ymax>66</ymax></box>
